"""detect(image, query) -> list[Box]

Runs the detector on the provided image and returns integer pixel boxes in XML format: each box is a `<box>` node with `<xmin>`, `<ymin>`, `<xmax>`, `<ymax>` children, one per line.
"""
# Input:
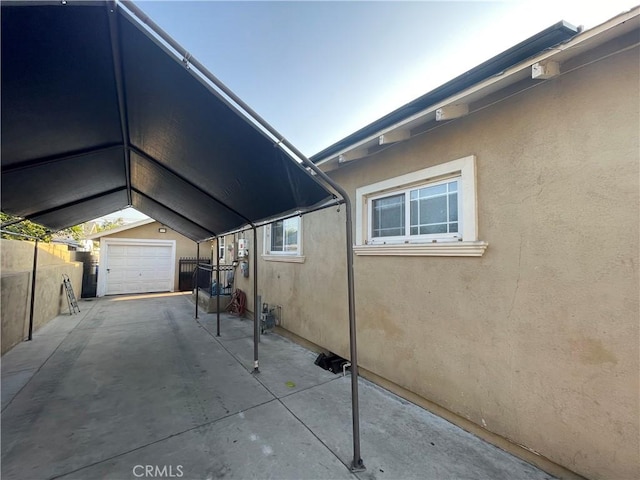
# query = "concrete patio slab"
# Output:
<box><xmin>1</xmin><ymin>303</ymin><xmax>91</xmax><ymax>378</ymax></box>
<box><xmin>198</xmin><ymin>313</ymin><xmax>254</xmax><ymax>342</ymax></box>
<box><xmin>60</xmin><ymin>401</ymin><xmax>355</xmax><ymax>480</ymax></box>
<box><xmin>1</xmin><ymin>368</ymin><xmax>37</xmax><ymax>411</ymax></box>
<box><xmin>283</xmin><ymin>379</ymin><xmax>554</xmax><ymax>480</ymax></box>
<box><xmin>1</xmin><ymin>293</ymin><xmax>556</xmax><ymax>480</ymax></box>
<box><xmin>213</xmin><ymin>331</ymin><xmax>339</xmax><ymax>398</ymax></box>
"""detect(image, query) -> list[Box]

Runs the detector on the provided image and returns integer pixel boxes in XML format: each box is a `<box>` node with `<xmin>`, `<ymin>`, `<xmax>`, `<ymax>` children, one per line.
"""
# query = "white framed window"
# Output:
<box><xmin>369</xmin><ymin>177</ymin><xmax>461</xmax><ymax>243</ymax></box>
<box><xmin>218</xmin><ymin>236</ymin><xmax>225</xmax><ymax>262</ymax></box>
<box><xmin>263</xmin><ymin>217</ymin><xmax>305</xmax><ymax>263</ymax></box>
<box><xmin>355</xmin><ymin>155</ymin><xmax>487</xmax><ymax>256</ymax></box>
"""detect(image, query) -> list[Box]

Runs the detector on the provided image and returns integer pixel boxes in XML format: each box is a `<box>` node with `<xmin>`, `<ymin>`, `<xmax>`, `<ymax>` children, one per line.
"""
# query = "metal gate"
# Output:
<box><xmin>73</xmin><ymin>251</ymin><xmax>99</xmax><ymax>298</ymax></box>
<box><xmin>178</xmin><ymin>257</ymin><xmax>211</xmax><ymax>291</ymax></box>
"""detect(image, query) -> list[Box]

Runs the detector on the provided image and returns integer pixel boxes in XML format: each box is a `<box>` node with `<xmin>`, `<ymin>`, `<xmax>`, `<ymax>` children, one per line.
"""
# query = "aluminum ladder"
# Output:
<box><xmin>62</xmin><ymin>274</ymin><xmax>80</xmax><ymax>315</ymax></box>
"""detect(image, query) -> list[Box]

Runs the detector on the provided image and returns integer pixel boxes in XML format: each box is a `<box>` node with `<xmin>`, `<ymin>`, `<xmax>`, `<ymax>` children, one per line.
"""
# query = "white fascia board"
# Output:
<box><xmin>315</xmin><ymin>8</ymin><xmax>638</xmax><ymax>168</ymax></box>
<box><xmin>86</xmin><ymin>218</ymin><xmax>155</xmax><ymax>239</ymax></box>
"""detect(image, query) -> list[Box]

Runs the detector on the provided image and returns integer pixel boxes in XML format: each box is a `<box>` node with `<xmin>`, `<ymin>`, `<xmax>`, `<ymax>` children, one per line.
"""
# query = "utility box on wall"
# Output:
<box><xmin>238</xmin><ymin>238</ymin><xmax>248</xmax><ymax>258</ymax></box>
<box><xmin>240</xmin><ymin>261</ymin><xmax>249</xmax><ymax>277</ymax></box>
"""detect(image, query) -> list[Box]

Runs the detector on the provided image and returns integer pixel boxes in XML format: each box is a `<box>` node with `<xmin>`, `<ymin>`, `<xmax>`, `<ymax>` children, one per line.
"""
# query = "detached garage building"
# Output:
<box><xmin>88</xmin><ymin>219</ymin><xmax>205</xmax><ymax>296</ymax></box>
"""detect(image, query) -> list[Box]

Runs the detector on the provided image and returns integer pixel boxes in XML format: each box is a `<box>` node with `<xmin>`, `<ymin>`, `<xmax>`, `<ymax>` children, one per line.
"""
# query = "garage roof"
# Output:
<box><xmin>1</xmin><ymin>1</ymin><xmax>333</xmax><ymax>242</ymax></box>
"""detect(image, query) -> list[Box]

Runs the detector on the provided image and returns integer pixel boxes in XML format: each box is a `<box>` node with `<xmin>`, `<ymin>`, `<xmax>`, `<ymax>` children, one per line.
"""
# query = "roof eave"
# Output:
<box><xmin>312</xmin><ymin>8</ymin><xmax>639</xmax><ymax>170</ymax></box>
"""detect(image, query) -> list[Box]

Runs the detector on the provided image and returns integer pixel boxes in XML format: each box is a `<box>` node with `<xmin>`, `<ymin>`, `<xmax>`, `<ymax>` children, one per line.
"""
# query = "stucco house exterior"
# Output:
<box><xmin>88</xmin><ymin>219</ymin><xmax>209</xmax><ymax>296</ymax></box>
<box><xmin>242</xmin><ymin>10</ymin><xmax>639</xmax><ymax>480</ymax></box>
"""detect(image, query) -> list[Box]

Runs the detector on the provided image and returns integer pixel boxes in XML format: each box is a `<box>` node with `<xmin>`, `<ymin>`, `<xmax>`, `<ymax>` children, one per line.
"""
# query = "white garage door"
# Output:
<box><xmin>105</xmin><ymin>243</ymin><xmax>174</xmax><ymax>295</ymax></box>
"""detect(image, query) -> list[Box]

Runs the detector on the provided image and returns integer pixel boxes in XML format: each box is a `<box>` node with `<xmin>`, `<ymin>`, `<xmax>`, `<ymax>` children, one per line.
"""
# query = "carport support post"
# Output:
<box><xmin>292</xmin><ymin>164</ymin><xmax>365</xmax><ymax>471</ymax></box>
<box><xmin>194</xmin><ymin>242</ymin><xmax>200</xmax><ymax>319</ymax></box>
<box><xmin>343</xmin><ymin>198</ymin><xmax>365</xmax><ymax>471</ymax></box>
<box><xmin>27</xmin><ymin>239</ymin><xmax>39</xmax><ymax>341</ymax></box>
<box><xmin>216</xmin><ymin>237</ymin><xmax>220</xmax><ymax>337</ymax></box>
<box><xmin>253</xmin><ymin>227</ymin><xmax>259</xmax><ymax>373</ymax></box>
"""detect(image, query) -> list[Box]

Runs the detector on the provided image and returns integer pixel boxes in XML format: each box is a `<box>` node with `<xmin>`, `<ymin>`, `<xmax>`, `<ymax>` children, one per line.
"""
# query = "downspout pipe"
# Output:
<box><xmin>118</xmin><ymin>2</ymin><xmax>363</xmax><ymax>469</ymax></box>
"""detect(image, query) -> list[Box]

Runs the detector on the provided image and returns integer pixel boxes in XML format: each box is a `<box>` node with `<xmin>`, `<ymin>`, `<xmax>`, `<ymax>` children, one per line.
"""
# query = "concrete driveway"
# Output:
<box><xmin>2</xmin><ymin>293</ymin><xmax>554</xmax><ymax>480</ymax></box>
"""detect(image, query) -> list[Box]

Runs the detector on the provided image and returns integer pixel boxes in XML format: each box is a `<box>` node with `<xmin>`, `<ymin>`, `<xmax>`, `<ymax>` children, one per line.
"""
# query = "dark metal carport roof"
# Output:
<box><xmin>1</xmin><ymin>2</ymin><xmax>365</xmax><ymax>470</ymax></box>
<box><xmin>1</xmin><ymin>1</ymin><xmax>334</xmax><ymax>242</ymax></box>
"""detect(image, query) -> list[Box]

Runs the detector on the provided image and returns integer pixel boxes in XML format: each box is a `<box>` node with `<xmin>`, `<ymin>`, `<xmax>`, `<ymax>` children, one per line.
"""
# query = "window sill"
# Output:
<box><xmin>353</xmin><ymin>241</ymin><xmax>488</xmax><ymax>257</ymax></box>
<box><xmin>262</xmin><ymin>254</ymin><xmax>306</xmax><ymax>263</ymax></box>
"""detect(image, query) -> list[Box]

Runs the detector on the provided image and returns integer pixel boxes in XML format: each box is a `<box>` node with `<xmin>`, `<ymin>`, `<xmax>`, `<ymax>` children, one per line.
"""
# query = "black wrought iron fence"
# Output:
<box><xmin>179</xmin><ymin>257</ymin><xmax>234</xmax><ymax>294</ymax></box>
<box><xmin>178</xmin><ymin>257</ymin><xmax>210</xmax><ymax>291</ymax></box>
<box><xmin>194</xmin><ymin>264</ymin><xmax>234</xmax><ymax>296</ymax></box>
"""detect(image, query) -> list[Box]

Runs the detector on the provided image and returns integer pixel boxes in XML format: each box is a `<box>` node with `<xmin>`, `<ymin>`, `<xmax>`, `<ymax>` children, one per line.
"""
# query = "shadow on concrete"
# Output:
<box><xmin>1</xmin><ymin>293</ymin><xmax>554</xmax><ymax>480</ymax></box>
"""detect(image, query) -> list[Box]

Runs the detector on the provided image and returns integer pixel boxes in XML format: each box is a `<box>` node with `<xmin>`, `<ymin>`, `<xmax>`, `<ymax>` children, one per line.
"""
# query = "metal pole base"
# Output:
<box><xmin>350</xmin><ymin>459</ymin><xmax>366</xmax><ymax>472</ymax></box>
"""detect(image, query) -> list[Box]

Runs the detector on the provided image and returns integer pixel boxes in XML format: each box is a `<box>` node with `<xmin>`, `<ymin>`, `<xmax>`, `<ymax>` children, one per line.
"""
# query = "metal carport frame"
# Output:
<box><xmin>1</xmin><ymin>0</ymin><xmax>364</xmax><ymax>471</ymax></box>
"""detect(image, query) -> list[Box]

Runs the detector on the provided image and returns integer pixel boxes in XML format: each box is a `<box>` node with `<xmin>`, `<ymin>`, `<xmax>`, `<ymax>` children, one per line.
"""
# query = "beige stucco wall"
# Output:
<box><xmin>97</xmin><ymin>221</ymin><xmax>211</xmax><ymax>292</ymax></box>
<box><xmin>255</xmin><ymin>44</ymin><xmax>639</xmax><ymax>479</ymax></box>
<box><xmin>1</xmin><ymin>240</ymin><xmax>83</xmax><ymax>354</ymax></box>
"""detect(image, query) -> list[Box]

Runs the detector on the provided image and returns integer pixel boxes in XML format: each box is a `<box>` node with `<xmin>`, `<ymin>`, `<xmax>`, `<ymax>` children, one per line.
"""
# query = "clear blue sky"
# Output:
<box><xmin>101</xmin><ymin>0</ymin><xmax>635</xmax><ymax>222</ymax></box>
